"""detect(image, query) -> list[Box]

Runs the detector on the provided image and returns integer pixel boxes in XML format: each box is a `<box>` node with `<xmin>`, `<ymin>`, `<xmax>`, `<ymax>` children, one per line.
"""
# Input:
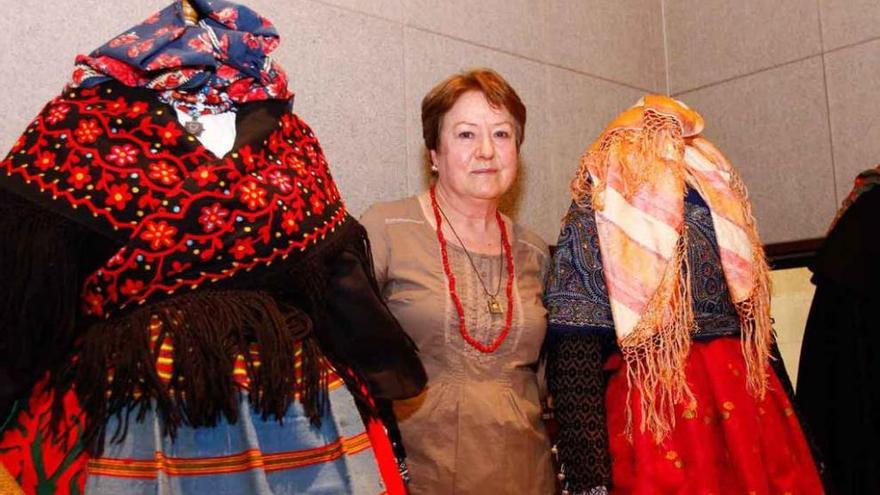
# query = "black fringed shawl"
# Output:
<box><xmin>0</xmin><ymin>82</ymin><xmax>426</xmax><ymax>453</ymax></box>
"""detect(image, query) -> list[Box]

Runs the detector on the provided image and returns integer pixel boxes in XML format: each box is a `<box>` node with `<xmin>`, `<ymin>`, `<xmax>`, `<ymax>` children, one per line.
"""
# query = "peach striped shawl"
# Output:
<box><xmin>571</xmin><ymin>95</ymin><xmax>773</xmax><ymax>441</ymax></box>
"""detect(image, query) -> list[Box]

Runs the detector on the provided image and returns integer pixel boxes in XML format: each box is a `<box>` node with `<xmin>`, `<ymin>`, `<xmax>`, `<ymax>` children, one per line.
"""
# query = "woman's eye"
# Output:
<box><xmin>457</xmin><ymin>131</ymin><xmax>474</xmax><ymax>139</ymax></box>
<box><xmin>494</xmin><ymin>130</ymin><xmax>511</xmax><ymax>139</ymax></box>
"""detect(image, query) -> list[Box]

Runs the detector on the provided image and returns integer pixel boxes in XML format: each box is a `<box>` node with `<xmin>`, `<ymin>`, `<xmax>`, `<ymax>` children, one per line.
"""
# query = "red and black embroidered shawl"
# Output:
<box><xmin>0</xmin><ymin>82</ymin><xmax>425</xmax><ymax>452</ymax></box>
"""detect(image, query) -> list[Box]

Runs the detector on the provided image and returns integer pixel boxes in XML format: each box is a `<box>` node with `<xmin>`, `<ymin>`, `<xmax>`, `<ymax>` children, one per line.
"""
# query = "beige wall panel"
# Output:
<box><xmin>544</xmin><ymin>0</ymin><xmax>665</xmax><ymax>92</ymax></box>
<box><xmin>248</xmin><ymin>0</ymin><xmax>408</xmax><ymax>216</ymax></box>
<box><xmin>769</xmin><ymin>267</ymin><xmax>815</xmax><ymax>388</ymax></box>
<box><xmin>0</xmin><ymin>0</ymin><xmax>167</xmax><ymax>155</ymax></box>
<box><xmin>824</xmin><ymin>39</ymin><xmax>880</xmax><ymax>203</ymax></box>
<box><xmin>678</xmin><ymin>57</ymin><xmax>836</xmax><ymax>243</ymax></box>
<box><xmin>402</xmin><ymin>27</ymin><xmax>554</xmax><ymax>241</ymax></box>
<box><xmin>546</xmin><ymin>67</ymin><xmax>646</xmax><ymax>242</ymax></box>
<box><xmin>405</xmin><ymin>0</ymin><xmax>544</xmax><ymax>61</ymax></box>
<box><xmin>819</xmin><ymin>0</ymin><xmax>880</xmax><ymax>51</ymax></box>
<box><xmin>665</xmin><ymin>0</ymin><xmax>821</xmax><ymax>93</ymax></box>
<box><xmin>313</xmin><ymin>0</ymin><xmax>404</xmax><ymax>23</ymax></box>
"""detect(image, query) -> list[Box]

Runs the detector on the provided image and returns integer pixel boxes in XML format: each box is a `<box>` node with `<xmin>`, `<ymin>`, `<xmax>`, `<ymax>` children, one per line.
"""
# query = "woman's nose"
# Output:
<box><xmin>477</xmin><ymin>135</ymin><xmax>495</xmax><ymax>160</ymax></box>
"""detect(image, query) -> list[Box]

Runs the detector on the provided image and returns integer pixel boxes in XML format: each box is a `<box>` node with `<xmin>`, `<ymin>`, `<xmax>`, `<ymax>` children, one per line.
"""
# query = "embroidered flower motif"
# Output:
<box><xmin>126</xmin><ymin>101</ymin><xmax>149</xmax><ymax>118</ymax></box>
<box><xmin>106</xmin><ymin>144</ymin><xmax>140</xmax><ymax>166</ymax></box>
<box><xmin>286</xmin><ymin>154</ymin><xmax>307</xmax><ymax>177</ymax></box>
<box><xmin>120</xmin><ymin>278</ymin><xmax>145</xmax><ymax>296</ymax></box>
<box><xmin>34</xmin><ymin>151</ymin><xmax>57</xmax><ymax>171</ymax></box>
<box><xmin>239</xmin><ymin>145</ymin><xmax>258</xmax><ymax>170</ymax></box>
<box><xmin>310</xmin><ymin>195</ymin><xmax>325</xmax><ymax>215</ymax></box>
<box><xmin>74</xmin><ymin>119</ymin><xmax>103</xmax><ymax>143</ymax></box>
<box><xmin>84</xmin><ymin>291</ymin><xmax>104</xmax><ymax>317</ymax></box>
<box><xmin>68</xmin><ymin>166</ymin><xmax>91</xmax><ymax>189</ymax></box>
<box><xmin>281</xmin><ymin>210</ymin><xmax>300</xmax><ymax>234</ymax></box>
<box><xmin>267</xmin><ymin>170</ymin><xmax>293</xmax><ymax>193</ymax></box>
<box><xmin>45</xmin><ymin>104</ymin><xmax>70</xmax><ymax>125</ymax></box>
<box><xmin>230</xmin><ymin>238</ymin><xmax>255</xmax><ymax>260</ymax></box>
<box><xmin>158</xmin><ymin>121</ymin><xmax>183</xmax><ymax>146</ymax></box>
<box><xmin>191</xmin><ymin>165</ymin><xmax>219</xmax><ymax>187</ymax></box>
<box><xmin>240</xmin><ymin>181</ymin><xmax>267</xmax><ymax>210</ymax></box>
<box><xmin>148</xmin><ymin>160</ymin><xmax>181</xmax><ymax>185</ymax></box>
<box><xmin>144</xmin><ymin>12</ymin><xmax>160</xmax><ymax>24</ymax></box>
<box><xmin>140</xmin><ymin>220</ymin><xmax>178</xmax><ymax>250</ymax></box>
<box><xmin>107</xmin><ymin>97</ymin><xmax>129</xmax><ymax>114</ymax></box>
<box><xmin>198</xmin><ymin>203</ymin><xmax>230</xmax><ymax>233</ymax></box>
<box><xmin>105</xmin><ymin>183</ymin><xmax>133</xmax><ymax>210</ymax></box>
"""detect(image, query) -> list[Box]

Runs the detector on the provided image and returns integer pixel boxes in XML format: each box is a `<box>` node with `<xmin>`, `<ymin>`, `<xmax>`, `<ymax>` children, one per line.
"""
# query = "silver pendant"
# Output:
<box><xmin>184</xmin><ymin>118</ymin><xmax>204</xmax><ymax>136</ymax></box>
<box><xmin>487</xmin><ymin>296</ymin><xmax>503</xmax><ymax>315</ymax></box>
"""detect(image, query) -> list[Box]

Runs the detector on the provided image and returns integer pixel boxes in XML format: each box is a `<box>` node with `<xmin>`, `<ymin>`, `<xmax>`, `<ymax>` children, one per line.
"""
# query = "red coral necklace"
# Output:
<box><xmin>429</xmin><ymin>185</ymin><xmax>515</xmax><ymax>353</ymax></box>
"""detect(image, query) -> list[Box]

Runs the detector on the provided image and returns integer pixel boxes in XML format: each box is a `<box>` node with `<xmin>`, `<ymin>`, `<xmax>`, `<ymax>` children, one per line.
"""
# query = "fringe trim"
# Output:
<box><xmin>725</xmin><ymin>163</ymin><xmax>773</xmax><ymax>399</ymax></box>
<box><xmin>0</xmin><ymin>193</ymin><xmax>81</xmax><ymax>377</ymax></box>
<box><xmin>55</xmin><ymin>289</ymin><xmax>323</xmax><ymax>455</ymax></box>
<box><xmin>618</xmin><ymin>232</ymin><xmax>696</xmax><ymax>442</ymax></box>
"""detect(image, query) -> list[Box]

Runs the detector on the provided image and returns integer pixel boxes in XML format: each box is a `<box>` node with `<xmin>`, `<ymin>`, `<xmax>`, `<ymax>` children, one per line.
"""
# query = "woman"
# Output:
<box><xmin>544</xmin><ymin>96</ymin><xmax>825</xmax><ymax>494</ymax></box>
<box><xmin>0</xmin><ymin>1</ymin><xmax>425</xmax><ymax>493</ymax></box>
<box><xmin>360</xmin><ymin>68</ymin><xmax>555</xmax><ymax>494</ymax></box>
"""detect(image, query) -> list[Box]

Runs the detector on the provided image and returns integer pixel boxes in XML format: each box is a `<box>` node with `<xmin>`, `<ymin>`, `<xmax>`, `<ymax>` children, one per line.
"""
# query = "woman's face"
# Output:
<box><xmin>431</xmin><ymin>90</ymin><xmax>518</xmax><ymax>204</ymax></box>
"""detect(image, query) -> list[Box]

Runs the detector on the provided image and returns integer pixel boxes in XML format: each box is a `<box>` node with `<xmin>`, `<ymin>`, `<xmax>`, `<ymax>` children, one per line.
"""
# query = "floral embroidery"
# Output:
<box><xmin>240</xmin><ymin>181</ymin><xmax>267</xmax><ymax>210</ymax></box>
<box><xmin>1</xmin><ymin>85</ymin><xmax>346</xmax><ymax>318</ymax></box>
<box><xmin>74</xmin><ymin>119</ymin><xmax>103</xmax><ymax>143</ymax></box>
<box><xmin>46</xmin><ymin>104</ymin><xmax>71</xmax><ymax>125</ymax></box>
<box><xmin>68</xmin><ymin>166</ymin><xmax>91</xmax><ymax>189</ymax></box>
<box><xmin>191</xmin><ymin>165</ymin><xmax>218</xmax><ymax>187</ymax></box>
<box><xmin>105</xmin><ymin>183</ymin><xmax>133</xmax><ymax>210</ymax></box>
<box><xmin>148</xmin><ymin>160</ymin><xmax>181</xmax><ymax>185</ymax></box>
<box><xmin>140</xmin><ymin>220</ymin><xmax>178</xmax><ymax>250</ymax></box>
<box><xmin>198</xmin><ymin>203</ymin><xmax>230</xmax><ymax>233</ymax></box>
<box><xmin>106</xmin><ymin>144</ymin><xmax>139</xmax><ymax>166</ymax></box>
<box><xmin>35</xmin><ymin>151</ymin><xmax>57</xmax><ymax>171</ymax></box>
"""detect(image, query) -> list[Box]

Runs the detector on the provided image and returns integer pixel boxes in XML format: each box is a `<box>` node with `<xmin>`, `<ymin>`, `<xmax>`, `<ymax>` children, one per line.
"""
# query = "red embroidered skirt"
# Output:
<box><xmin>606</xmin><ymin>337</ymin><xmax>824</xmax><ymax>495</ymax></box>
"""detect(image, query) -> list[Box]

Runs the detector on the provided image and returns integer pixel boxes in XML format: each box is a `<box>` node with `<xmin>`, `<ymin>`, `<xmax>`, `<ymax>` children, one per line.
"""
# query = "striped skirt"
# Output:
<box><xmin>1</xmin><ymin>335</ymin><xmax>403</xmax><ymax>494</ymax></box>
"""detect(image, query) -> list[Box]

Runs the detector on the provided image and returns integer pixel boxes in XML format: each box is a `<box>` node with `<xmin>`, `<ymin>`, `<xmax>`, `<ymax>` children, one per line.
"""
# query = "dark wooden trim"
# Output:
<box><xmin>764</xmin><ymin>238</ymin><xmax>824</xmax><ymax>270</ymax></box>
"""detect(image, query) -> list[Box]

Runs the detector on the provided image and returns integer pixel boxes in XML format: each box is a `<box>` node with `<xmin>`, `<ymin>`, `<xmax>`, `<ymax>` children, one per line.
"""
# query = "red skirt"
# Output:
<box><xmin>606</xmin><ymin>337</ymin><xmax>824</xmax><ymax>495</ymax></box>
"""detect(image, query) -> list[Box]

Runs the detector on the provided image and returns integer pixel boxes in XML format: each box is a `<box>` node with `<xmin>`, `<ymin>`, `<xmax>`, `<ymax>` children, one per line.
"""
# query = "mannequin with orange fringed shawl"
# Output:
<box><xmin>543</xmin><ymin>96</ymin><xmax>825</xmax><ymax>495</ymax></box>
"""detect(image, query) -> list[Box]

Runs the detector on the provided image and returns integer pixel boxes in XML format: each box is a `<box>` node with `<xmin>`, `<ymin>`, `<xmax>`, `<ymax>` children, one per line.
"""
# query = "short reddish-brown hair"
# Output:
<box><xmin>421</xmin><ymin>68</ymin><xmax>527</xmax><ymax>153</ymax></box>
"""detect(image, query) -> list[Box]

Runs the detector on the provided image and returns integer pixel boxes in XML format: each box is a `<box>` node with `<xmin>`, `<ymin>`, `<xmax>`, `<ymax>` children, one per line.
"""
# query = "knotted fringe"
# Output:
<box><xmin>56</xmin><ymin>289</ymin><xmax>322</xmax><ymax>455</ymax></box>
<box><xmin>619</xmin><ymin>232</ymin><xmax>696</xmax><ymax>442</ymax></box>
<box><xmin>725</xmin><ymin>164</ymin><xmax>773</xmax><ymax>400</ymax></box>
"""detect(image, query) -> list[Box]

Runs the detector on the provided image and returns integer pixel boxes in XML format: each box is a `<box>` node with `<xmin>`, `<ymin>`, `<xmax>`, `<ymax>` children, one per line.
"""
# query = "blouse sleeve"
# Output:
<box><xmin>543</xmin><ymin>202</ymin><xmax>617</xmax><ymax>493</ymax></box>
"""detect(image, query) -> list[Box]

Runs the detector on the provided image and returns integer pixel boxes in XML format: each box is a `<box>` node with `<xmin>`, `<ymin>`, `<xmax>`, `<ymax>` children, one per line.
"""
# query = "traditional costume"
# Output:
<box><xmin>0</xmin><ymin>1</ymin><xmax>425</xmax><ymax>493</ymax></box>
<box><xmin>797</xmin><ymin>167</ymin><xmax>880</xmax><ymax>495</ymax></box>
<box><xmin>544</xmin><ymin>96</ymin><xmax>824</xmax><ymax>494</ymax></box>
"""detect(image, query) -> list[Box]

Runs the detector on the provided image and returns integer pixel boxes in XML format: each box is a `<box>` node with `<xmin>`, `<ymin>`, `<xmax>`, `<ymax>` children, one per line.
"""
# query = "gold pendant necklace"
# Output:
<box><xmin>487</xmin><ymin>296</ymin><xmax>503</xmax><ymax>315</ymax></box>
<box><xmin>435</xmin><ymin>196</ymin><xmax>505</xmax><ymax>316</ymax></box>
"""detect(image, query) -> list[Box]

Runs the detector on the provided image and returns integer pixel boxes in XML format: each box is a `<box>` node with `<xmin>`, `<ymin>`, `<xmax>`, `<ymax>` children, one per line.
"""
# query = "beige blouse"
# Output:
<box><xmin>361</xmin><ymin>195</ymin><xmax>555</xmax><ymax>495</ymax></box>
